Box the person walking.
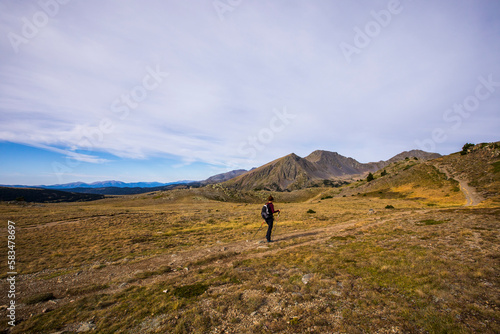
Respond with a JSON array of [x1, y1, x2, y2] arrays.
[[264, 195, 280, 243]]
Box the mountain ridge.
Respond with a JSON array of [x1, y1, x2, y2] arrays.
[[224, 149, 441, 191], [1, 149, 442, 196]]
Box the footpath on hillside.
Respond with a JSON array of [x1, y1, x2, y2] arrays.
[[430, 162, 483, 206]]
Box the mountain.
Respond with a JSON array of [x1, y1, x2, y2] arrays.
[[386, 150, 442, 164], [304, 150, 386, 176], [202, 169, 248, 184], [224, 149, 440, 191]]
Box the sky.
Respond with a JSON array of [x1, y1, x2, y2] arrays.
[[1, 0, 499, 185]]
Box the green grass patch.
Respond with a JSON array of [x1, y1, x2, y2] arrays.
[[22, 292, 56, 305], [491, 160, 500, 174], [330, 235, 356, 241], [192, 252, 239, 266], [416, 219, 448, 226], [67, 284, 109, 296], [173, 282, 210, 298]]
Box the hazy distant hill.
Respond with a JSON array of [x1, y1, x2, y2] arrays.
[[225, 149, 440, 191], [0, 187, 105, 203], [60, 182, 203, 195], [0, 180, 199, 196], [202, 169, 249, 184], [39, 180, 191, 189]]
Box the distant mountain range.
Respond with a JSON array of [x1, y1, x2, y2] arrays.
[[1, 180, 194, 190], [1, 148, 441, 199], [224, 149, 441, 191]]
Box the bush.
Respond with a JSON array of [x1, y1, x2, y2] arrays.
[[367, 173, 374, 182], [385, 205, 395, 209], [461, 143, 474, 155], [307, 209, 316, 214]]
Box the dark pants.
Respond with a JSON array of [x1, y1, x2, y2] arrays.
[[265, 217, 274, 242]]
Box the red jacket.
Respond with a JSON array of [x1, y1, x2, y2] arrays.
[[267, 202, 278, 215]]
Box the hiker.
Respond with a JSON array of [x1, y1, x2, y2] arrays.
[[264, 195, 280, 242]]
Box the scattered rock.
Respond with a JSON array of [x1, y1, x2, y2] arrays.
[[329, 290, 342, 297], [76, 320, 96, 332], [302, 274, 313, 285]]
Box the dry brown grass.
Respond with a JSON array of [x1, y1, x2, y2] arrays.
[[0, 188, 498, 333]]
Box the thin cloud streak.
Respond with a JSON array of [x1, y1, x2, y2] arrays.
[[0, 0, 499, 180]]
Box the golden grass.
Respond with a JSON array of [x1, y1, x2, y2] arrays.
[[0, 190, 498, 333]]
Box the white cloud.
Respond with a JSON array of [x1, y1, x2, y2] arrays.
[[1, 0, 499, 173]]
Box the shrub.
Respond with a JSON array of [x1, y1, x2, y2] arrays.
[[385, 205, 395, 209], [307, 209, 316, 214], [461, 143, 474, 155], [367, 173, 374, 182]]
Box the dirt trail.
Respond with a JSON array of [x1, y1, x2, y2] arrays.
[[430, 163, 483, 206]]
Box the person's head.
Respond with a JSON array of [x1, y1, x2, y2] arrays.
[[267, 195, 274, 202]]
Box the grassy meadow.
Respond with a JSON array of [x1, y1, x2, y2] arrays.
[[0, 170, 499, 333]]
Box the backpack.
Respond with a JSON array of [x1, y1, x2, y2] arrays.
[[261, 203, 270, 219]]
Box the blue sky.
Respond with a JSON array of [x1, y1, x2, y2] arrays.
[[1, 0, 499, 185]]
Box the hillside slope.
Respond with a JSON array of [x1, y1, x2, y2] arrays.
[[330, 141, 500, 207], [430, 142, 500, 205], [335, 158, 465, 206], [0, 187, 105, 203]]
